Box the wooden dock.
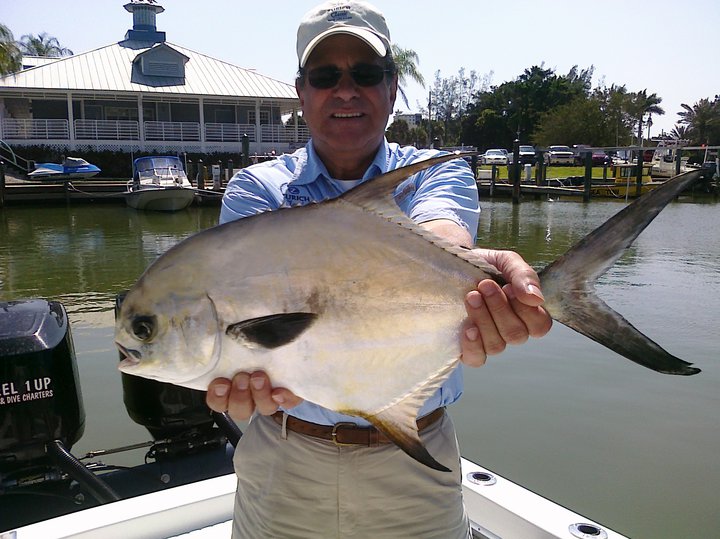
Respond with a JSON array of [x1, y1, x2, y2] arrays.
[[477, 181, 584, 198], [0, 176, 224, 206]]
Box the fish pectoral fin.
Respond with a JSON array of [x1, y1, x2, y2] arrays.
[[225, 312, 318, 349]]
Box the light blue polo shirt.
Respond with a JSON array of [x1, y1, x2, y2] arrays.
[[220, 138, 480, 426]]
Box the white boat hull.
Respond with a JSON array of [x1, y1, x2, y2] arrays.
[[125, 186, 196, 212], [8, 458, 627, 539]]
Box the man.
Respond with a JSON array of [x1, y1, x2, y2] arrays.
[[207, 2, 551, 537]]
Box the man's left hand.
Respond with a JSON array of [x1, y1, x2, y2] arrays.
[[460, 248, 552, 366]]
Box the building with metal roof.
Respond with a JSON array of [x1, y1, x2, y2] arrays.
[[0, 0, 308, 157]]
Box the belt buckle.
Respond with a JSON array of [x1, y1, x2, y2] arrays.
[[331, 422, 358, 447]]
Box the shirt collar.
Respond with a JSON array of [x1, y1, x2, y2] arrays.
[[291, 139, 390, 186]]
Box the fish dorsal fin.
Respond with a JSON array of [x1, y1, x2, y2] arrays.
[[340, 151, 503, 281], [226, 312, 318, 349], [341, 151, 476, 215]]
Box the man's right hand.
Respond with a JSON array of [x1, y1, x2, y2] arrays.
[[206, 371, 303, 421]]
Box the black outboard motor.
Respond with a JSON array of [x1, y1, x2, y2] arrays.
[[0, 299, 85, 473], [114, 293, 226, 447]]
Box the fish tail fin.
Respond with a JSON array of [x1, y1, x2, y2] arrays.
[[360, 359, 459, 472], [539, 170, 703, 376]]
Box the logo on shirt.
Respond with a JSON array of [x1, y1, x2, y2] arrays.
[[283, 185, 312, 206]]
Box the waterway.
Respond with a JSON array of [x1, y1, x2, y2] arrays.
[[1, 197, 718, 538]]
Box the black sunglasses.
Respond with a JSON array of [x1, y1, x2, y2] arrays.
[[306, 63, 392, 89]]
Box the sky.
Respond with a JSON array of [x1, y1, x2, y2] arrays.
[[3, 0, 719, 139]]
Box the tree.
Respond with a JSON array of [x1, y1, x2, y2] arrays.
[[391, 44, 424, 111], [677, 98, 720, 145], [0, 23, 22, 75], [534, 97, 615, 147], [19, 32, 73, 57], [426, 68, 490, 146], [627, 89, 664, 145], [460, 65, 592, 149]]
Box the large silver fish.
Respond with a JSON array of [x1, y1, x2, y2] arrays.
[[115, 154, 701, 472]]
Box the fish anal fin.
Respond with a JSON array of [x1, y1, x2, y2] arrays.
[[352, 358, 459, 472], [226, 312, 318, 349]]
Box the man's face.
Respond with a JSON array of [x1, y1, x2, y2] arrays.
[[297, 34, 397, 165]]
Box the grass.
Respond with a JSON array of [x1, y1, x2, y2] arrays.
[[477, 164, 612, 181]]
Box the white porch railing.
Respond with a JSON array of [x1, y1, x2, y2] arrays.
[[145, 121, 201, 142], [75, 119, 139, 140], [261, 124, 310, 143], [1, 118, 310, 145], [205, 123, 256, 142], [2, 118, 69, 139]]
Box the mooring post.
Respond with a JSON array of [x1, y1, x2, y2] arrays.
[[196, 159, 204, 190], [675, 148, 682, 176], [0, 161, 5, 208], [227, 158, 234, 184], [241, 134, 250, 168], [583, 151, 592, 202], [511, 140, 521, 204], [490, 165, 497, 197], [636, 150, 644, 198]]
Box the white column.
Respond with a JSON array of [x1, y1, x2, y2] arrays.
[[199, 97, 205, 152], [137, 94, 145, 151], [66, 92, 75, 150], [255, 101, 261, 144]]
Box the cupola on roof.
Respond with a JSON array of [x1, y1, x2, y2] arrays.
[[123, 0, 166, 44]]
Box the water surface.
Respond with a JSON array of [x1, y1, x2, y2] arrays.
[[1, 197, 718, 538]]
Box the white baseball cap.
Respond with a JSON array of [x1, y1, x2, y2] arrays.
[[297, 1, 392, 68]]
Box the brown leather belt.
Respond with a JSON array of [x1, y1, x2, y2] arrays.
[[271, 407, 445, 447]]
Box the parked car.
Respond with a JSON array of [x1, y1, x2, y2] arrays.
[[573, 145, 610, 166], [481, 149, 509, 166], [546, 145, 574, 165], [518, 145, 537, 165]]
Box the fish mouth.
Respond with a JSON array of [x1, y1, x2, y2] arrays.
[[116, 342, 142, 371]]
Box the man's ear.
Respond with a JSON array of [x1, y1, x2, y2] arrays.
[[388, 75, 398, 111], [295, 79, 305, 109]]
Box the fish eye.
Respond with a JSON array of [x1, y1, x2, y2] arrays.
[[131, 315, 157, 342]]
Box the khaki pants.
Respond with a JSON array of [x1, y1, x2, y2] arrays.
[[231, 411, 470, 539]]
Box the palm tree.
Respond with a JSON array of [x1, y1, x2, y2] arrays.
[[0, 23, 22, 75], [630, 89, 664, 145], [19, 32, 73, 57], [391, 44, 424, 110], [677, 98, 719, 145], [670, 124, 691, 142]]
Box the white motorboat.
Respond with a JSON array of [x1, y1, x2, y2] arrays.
[[125, 156, 197, 211]]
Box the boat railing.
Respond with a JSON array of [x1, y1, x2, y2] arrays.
[[0, 139, 33, 173]]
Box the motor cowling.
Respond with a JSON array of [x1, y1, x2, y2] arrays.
[[0, 299, 85, 471], [115, 293, 215, 440]]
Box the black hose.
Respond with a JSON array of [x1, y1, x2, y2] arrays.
[[46, 439, 121, 504], [211, 411, 243, 448]]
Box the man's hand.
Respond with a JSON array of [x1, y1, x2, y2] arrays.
[[206, 371, 302, 420], [461, 248, 552, 366]]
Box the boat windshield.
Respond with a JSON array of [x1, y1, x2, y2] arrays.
[[135, 158, 183, 173]]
